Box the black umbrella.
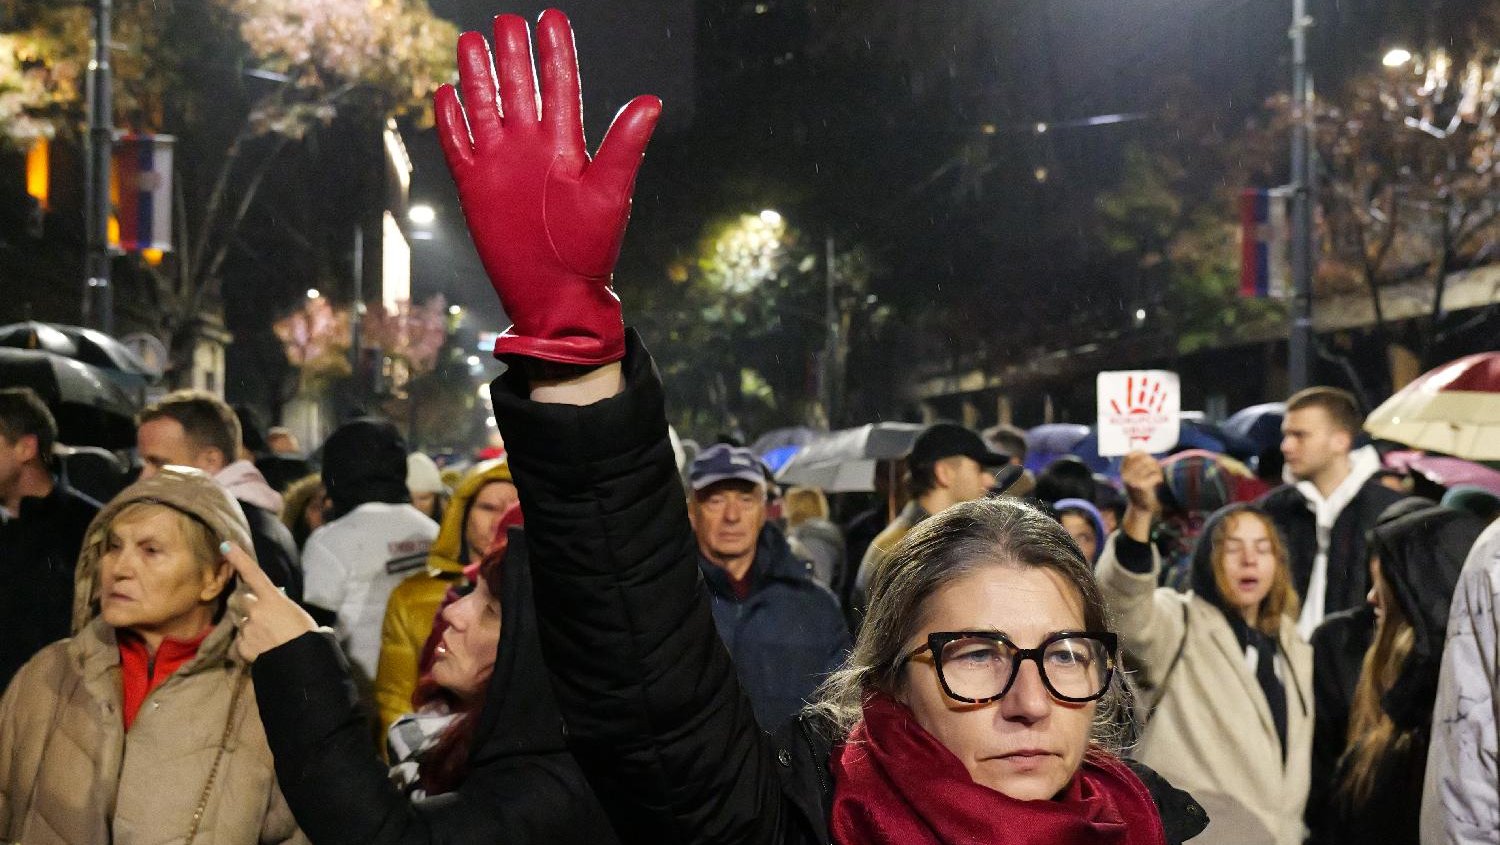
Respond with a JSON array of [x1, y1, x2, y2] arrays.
[[0, 348, 139, 449], [0, 321, 160, 380], [0, 321, 80, 358]]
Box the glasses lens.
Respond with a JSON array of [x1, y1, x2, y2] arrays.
[[936, 635, 1112, 702], [1040, 636, 1112, 700], [938, 636, 1014, 701]]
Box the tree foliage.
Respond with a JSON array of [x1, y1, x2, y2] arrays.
[[1, 0, 457, 387], [1233, 7, 1500, 389]]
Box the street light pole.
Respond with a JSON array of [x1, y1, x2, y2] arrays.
[[1288, 0, 1315, 392], [83, 0, 114, 333]]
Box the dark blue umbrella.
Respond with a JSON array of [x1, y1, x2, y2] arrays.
[[1024, 423, 1092, 474], [1222, 402, 1285, 459]]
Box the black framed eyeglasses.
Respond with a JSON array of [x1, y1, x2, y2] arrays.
[[902, 631, 1118, 705]]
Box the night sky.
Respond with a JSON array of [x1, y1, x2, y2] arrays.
[[405, 0, 1428, 335]]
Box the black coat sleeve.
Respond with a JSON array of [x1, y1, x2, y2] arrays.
[[490, 332, 797, 844], [252, 631, 609, 845]]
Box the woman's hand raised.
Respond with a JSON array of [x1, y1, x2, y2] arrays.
[[1119, 451, 1165, 543], [223, 541, 317, 663], [435, 9, 661, 367]]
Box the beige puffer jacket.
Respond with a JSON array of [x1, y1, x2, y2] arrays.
[[0, 467, 308, 845]]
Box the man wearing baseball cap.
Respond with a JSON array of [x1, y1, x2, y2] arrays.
[[687, 444, 850, 731], [853, 422, 1010, 613]]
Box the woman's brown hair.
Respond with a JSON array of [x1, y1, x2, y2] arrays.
[[1208, 509, 1299, 635], [809, 496, 1127, 748], [1340, 573, 1414, 806]]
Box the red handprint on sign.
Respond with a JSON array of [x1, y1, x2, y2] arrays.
[[1109, 374, 1170, 445]]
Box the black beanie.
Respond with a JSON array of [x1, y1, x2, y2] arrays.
[[321, 417, 410, 519]]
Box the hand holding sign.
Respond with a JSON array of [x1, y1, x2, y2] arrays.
[[223, 541, 317, 662], [1119, 451, 1165, 542]]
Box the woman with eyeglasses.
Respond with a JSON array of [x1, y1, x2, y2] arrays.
[[430, 10, 1206, 844], [1097, 452, 1312, 845]]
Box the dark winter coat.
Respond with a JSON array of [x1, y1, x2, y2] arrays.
[[699, 524, 849, 731], [242, 500, 305, 603], [0, 482, 99, 693], [1318, 503, 1486, 845], [490, 331, 1207, 845], [1305, 604, 1375, 833], [251, 528, 620, 845], [1259, 479, 1405, 616]]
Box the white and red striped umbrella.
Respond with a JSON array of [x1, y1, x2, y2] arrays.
[[1365, 352, 1500, 461]]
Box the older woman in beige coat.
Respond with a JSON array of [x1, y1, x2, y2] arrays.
[[1098, 452, 1312, 845], [0, 467, 307, 845]]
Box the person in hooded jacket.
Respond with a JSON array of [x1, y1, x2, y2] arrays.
[[1055, 497, 1107, 564], [1096, 451, 1311, 845], [1303, 497, 1434, 836], [136, 391, 304, 603], [1314, 502, 1485, 845], [375, 458, 518, 740], [224, 506, 619, 845], [0, 467, 306, 844], [421, 12, 1208, 845], [302, 418, 439, 685]]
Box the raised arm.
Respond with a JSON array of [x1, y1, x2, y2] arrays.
[[437, 11, 797, 841], [1095, 452, 1189, 679]]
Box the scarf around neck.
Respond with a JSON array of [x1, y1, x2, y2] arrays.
[[831, 693, 1167, 845]]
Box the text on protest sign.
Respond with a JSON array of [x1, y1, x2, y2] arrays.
[[1096, 371, 1181, 457]]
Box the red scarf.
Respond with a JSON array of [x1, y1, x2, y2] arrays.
[[831, 694, 1167, 845], [118, 626, 213, 730]]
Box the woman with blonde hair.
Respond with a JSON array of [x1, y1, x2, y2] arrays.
[[783, 485, 846, 593], [1314, 501, 1483, 845], [1097, 452, 1311, 845], [0, 467, 306, 844]]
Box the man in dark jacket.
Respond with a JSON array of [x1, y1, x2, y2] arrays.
[[1258, 386, 1404, 639], [135, 390, 303, 601], [0, 388, 100, 692], [688, 444, 850, 730]]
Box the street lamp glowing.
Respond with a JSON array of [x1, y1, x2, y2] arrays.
[[1382, 48, 1413, 68], [448, 304, 462, 316], [408, 204, 436, 225], [306, 288, 321, 299], [758, 209, 783, 226]]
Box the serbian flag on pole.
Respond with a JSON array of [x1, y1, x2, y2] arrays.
[[111, 134, 175, 254], [1239, 188, 1288, 298]]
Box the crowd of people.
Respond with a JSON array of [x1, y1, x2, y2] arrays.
[[1, 10, 1498, 845]]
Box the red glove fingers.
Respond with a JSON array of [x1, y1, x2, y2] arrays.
[[435, 9, 661, 366]]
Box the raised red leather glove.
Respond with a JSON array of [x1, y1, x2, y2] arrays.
[[435, 10, 661, 365]]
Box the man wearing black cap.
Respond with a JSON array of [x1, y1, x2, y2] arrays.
[[852, 422, 1009, 612], [687, 444, 850, 731]]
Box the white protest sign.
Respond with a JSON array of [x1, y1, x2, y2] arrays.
[[1096, 371, 1181, 457]]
